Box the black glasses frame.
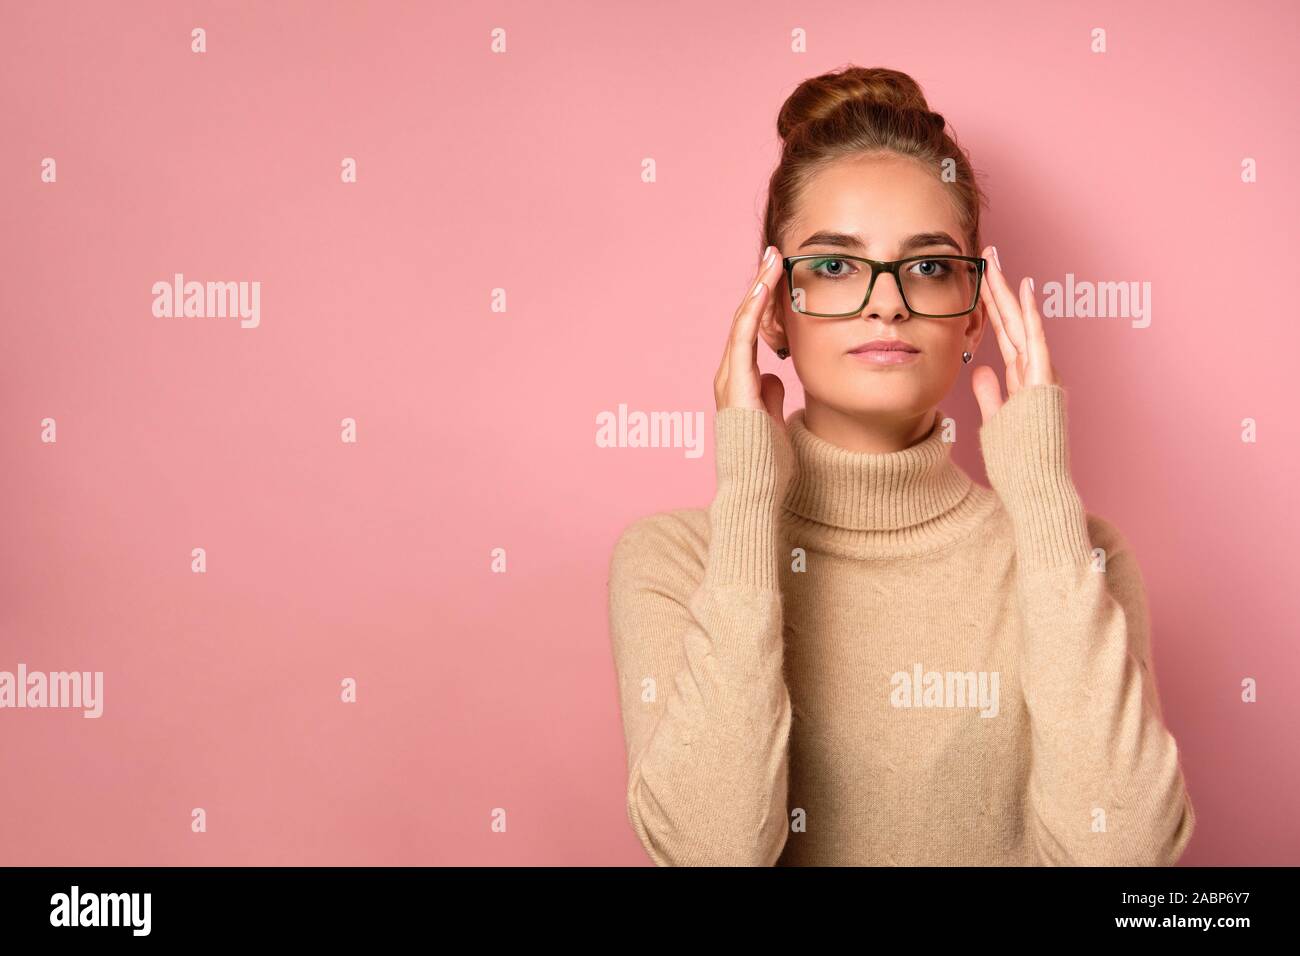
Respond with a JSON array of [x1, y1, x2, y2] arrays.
[[781, 254, 987, 318]]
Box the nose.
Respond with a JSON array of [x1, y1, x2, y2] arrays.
[[860, 271, 909, 322]]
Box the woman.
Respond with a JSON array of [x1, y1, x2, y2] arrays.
[[607, 65, 1195, 866]]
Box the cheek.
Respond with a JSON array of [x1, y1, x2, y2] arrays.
[[785, 316, 847, 354], [912, 327, 967, 368]]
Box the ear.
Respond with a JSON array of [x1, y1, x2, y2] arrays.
[[964, 299, 987, 355]]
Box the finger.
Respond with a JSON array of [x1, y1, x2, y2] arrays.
[[1019, 278, 1053, 385], [754, 271, 782, 357], [757, 273, 786, 358], [969, 364, 1004, 425], [979, 278, 1019, 372], [718, 253, 775, 401], [732, 270, 768, 363], [979, 283, 1022, 395], [729, 247, 779, 345], [728, 268, 777, 393], [983, 246, 1028, 353], [730, 246, 781, 336], [730, 248, 781, 377], [979, 251, 1031, 394]]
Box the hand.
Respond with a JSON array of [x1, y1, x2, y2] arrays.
[[970, 245, 1062, 425], [713, 244, 789, 434]]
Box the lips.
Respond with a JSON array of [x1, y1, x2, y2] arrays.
[[848, 339, 922, 367], [849, 339, 919, 354]]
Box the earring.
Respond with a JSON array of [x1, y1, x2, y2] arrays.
[[962, 351, 972, 364], [777, 347, 790, 360]]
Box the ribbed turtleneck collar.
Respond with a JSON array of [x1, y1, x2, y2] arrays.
[[780, 406, 998, 559]]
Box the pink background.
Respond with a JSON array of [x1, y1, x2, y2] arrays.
[[2, 0, 1296, 865]]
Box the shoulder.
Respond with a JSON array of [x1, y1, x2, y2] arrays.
[[607, 509, 710, 659], [608, 507, 709, 595], [1084, 512, 1157, 666], [1083, 512, 1150, 620]]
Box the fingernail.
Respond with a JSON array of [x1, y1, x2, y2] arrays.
[[991, 246, 1003, 271], [1027, 276, 1034, 294], [751, 278, 765, 298], [762, 246, 776, 267]]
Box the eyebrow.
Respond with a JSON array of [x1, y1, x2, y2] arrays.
[[796, 230, 964, 254]]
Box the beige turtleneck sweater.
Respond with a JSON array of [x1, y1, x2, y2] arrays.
[[607, 383, 1196, 866]]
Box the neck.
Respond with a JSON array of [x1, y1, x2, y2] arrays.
[[781, 405, 998, 558]]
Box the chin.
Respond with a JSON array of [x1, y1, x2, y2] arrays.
[[830, 377, 935, 414]]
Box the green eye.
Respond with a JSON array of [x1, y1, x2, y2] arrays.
[[809, 258, 858, 278]]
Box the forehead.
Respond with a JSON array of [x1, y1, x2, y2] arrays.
[[787, 153, 963, 250]]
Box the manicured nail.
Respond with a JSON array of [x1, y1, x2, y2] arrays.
[[991, 246, 1003, 271], [751, 278, 765, 298], [762, 246, 776, 267], [1027, 276, 1035, 294]]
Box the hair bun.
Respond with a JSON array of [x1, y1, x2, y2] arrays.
[[762, 65, 983, 276], [777, 65, 935, 142]]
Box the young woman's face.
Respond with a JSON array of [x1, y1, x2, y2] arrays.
[[770, 152, 986, 419]]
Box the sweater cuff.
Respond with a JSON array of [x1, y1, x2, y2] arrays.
[[704, 407, 792, 591], [978, 383, 1094, 572]]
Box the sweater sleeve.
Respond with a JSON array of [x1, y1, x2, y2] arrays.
[[607, 406, 795, 866], [978, 383, 1196, 866]]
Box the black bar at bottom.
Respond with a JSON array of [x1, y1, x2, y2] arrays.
[[0, 865, 1288, 942]]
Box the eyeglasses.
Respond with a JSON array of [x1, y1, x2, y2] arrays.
[[781, 254, 986, 318]]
